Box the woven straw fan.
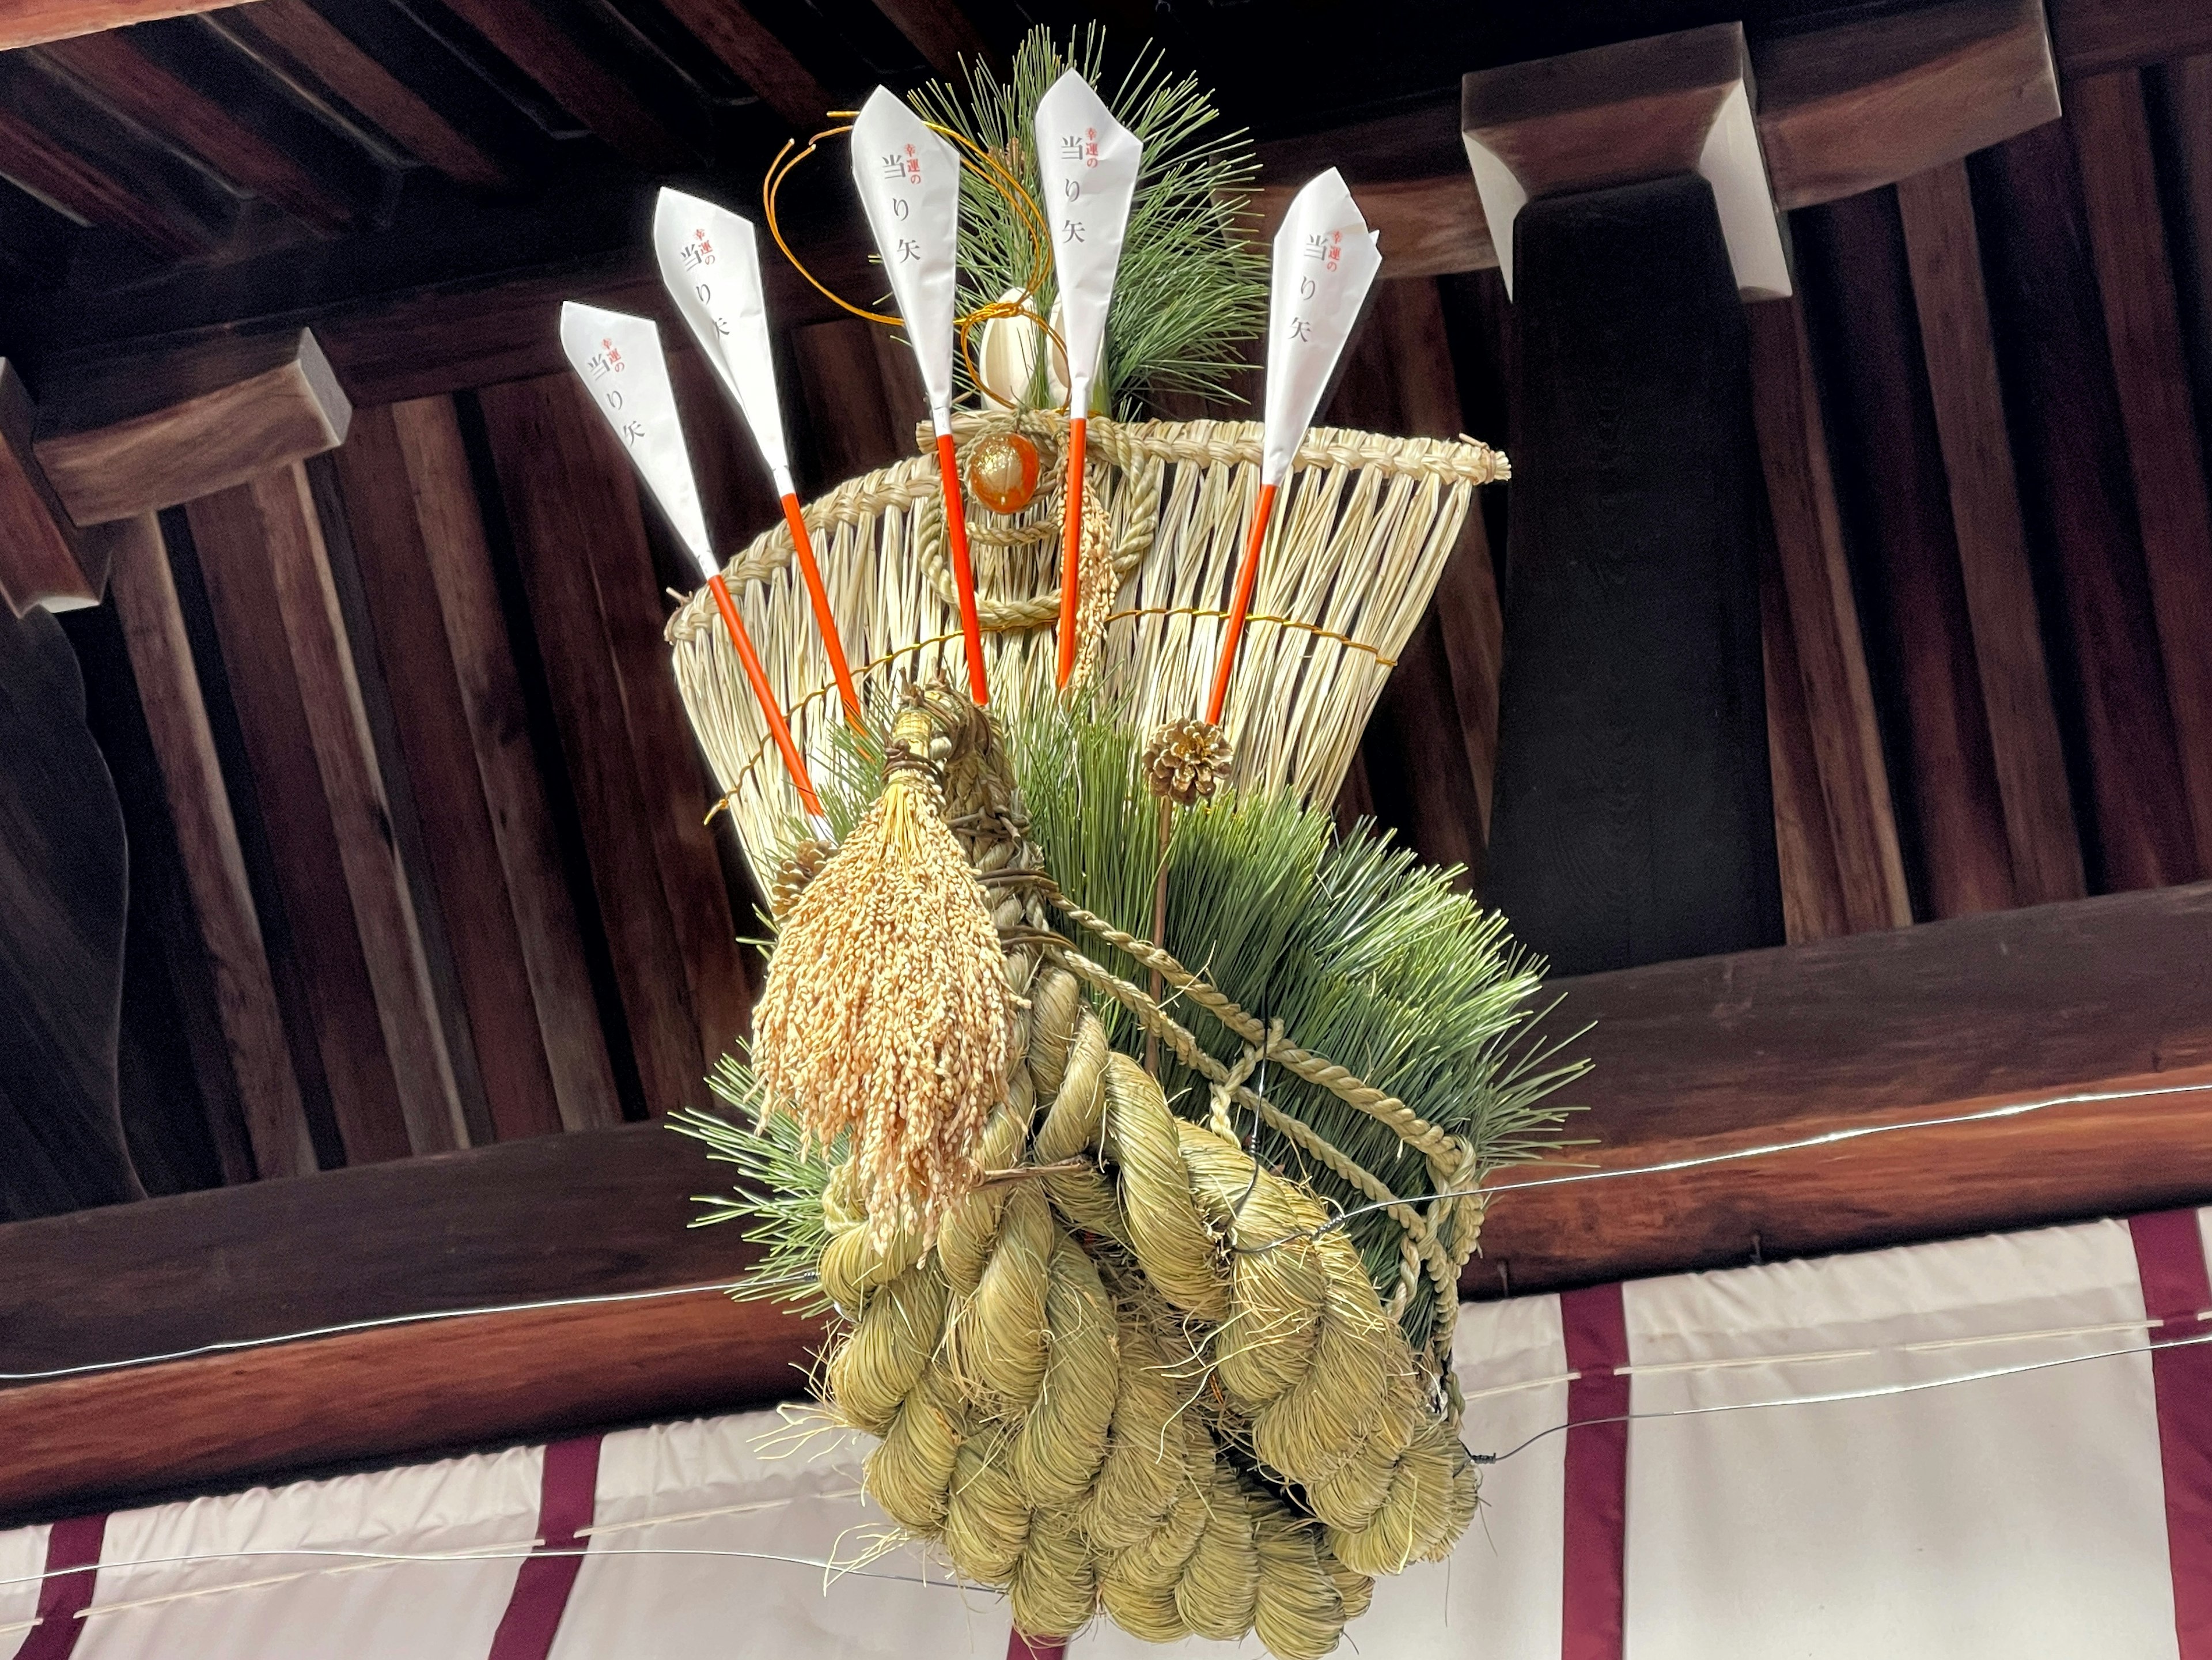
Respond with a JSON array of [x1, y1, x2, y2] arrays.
[[665, 414, 1506, 883]]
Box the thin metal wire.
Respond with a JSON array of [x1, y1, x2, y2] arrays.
[[0, 1282, 738, 1385], [0, 1543, 967, 1595], [1243, 1078, 2212, 1254], [1467, 1328, 2212, 1466]]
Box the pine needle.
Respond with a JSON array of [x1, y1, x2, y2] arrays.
[[908, 26, 1267, 415]]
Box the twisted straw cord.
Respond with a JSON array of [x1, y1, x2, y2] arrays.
[[1046, 893, 1464, 1177], [923, 415, 1510, 488], [1043, 938, 1456, 1313], [911, 453, 1165, 631]]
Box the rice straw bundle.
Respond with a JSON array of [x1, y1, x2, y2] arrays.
[[750, 699, 1017, 1242], [665, 414, 1505, 887]]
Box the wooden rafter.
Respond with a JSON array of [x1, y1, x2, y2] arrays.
[[37, 28, 364, 233], [215, 0, 510, 191], [434, 0, 691, 171], [655, 0, 832, 130]]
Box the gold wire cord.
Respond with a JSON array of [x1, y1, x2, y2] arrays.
[[702, 610, 1402, 825], [762, 111, 1071, 411]]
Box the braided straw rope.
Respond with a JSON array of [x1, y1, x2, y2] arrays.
[[666, 415, 1505, 888], [792, 686, 1482, 1658]]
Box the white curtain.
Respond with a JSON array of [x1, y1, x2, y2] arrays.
[[3, 1207, 2203, 1659]]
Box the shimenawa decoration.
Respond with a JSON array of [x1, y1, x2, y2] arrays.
[[565, 28, 1582, 1659]]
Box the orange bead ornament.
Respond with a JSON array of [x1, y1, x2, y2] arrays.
[[965, 431, 1040, 514]]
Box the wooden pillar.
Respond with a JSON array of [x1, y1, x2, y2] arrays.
[[1483, 175, 1783, 972]]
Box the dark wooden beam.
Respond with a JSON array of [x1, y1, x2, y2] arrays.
[[0, 360, 100, 616], [1799, 187, 2018, 918], [1476, 879, 2212, 1292], [433, 0, 691, 170], [5, 879, 2212, 1515], [34, 328, 352, 526], [183, 463, 465, 1164], [0, 1, 233, 50], [656, 0, 832, 130], [0, 53, 234, 257], [1972, 119, 2200, 890], [1743, 297, 1913, 936], [37, 29, 366, 234], [1753, 0, 2058, 211], [329, 400, 621, 1140], [0, 1121, 801, 1518], [2048, 0, 2212, 78], [217, 0, 510, 191], [865, 0, 999, 82], [478, 375, 737, 1116], [1895, 158, 2086, 907], [2069, 69, 2212, 874]]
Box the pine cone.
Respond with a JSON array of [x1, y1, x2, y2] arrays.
[[770, 835, 834, 917], [1141, 719, 1233, 806]]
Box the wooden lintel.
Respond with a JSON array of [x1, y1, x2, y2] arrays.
[[33, 328, 352, 527], [5, 882, 2211, 1517], [1752, 0, 2059, 211]]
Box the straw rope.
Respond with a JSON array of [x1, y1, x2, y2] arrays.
[[665, 415, 1504, 889], [791, 685, 1482, 1656]]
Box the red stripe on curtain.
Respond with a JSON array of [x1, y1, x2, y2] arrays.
[[1006, 1632, 1065, 1658], [17, 1514, 105, 1660], [2132, 1210, 2212, 1659], [487, 1435, 603, 1660], [1559, 1283, 1631, 1660]]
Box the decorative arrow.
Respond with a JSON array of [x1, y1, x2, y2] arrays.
[[1205, 169, 1382, 726], [653, 187, 862, 729], [850, 85, 989, 706], [1033, 69, 1142, 690], [558, 300, 824, 818]]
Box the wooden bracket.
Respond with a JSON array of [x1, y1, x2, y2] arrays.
[[33, 327, 352, 527], [1463, 22, 1791, 299]]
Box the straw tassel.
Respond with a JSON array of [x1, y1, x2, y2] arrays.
[[751, 695, 1016, 1243]]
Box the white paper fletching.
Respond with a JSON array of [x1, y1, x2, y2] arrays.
[[1263, 169, 1382, 485], [849, 86, 961, 422], [652, 188, 791, 489], [1033, 70, 1142, 413], [558, 301, 716, 580]]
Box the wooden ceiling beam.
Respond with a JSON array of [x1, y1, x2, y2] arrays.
[[3, 879, 2210, 1515], [655, 0, 832, 130], [866, 0, 1001, 81], [215, 0, 510, 192], [434, 0, 691, 170], [1754, 0, 2059, 211], [0, 1, 231, 51], [0, 54, 233, 256], [37, 29, 367, 235], [34, 327, 352, 525], [2047, 0, 2212, 78]]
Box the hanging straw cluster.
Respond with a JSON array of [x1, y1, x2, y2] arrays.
[[677, 691, 1578, 1658], [751, 695, 1017, 1243]]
